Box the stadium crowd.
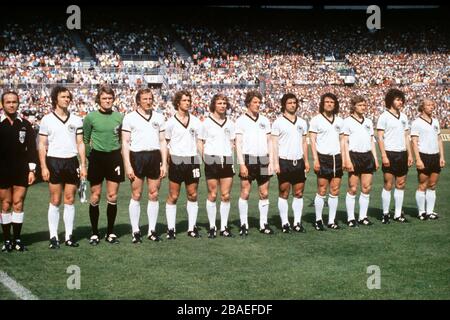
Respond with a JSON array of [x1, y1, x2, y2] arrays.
[[1, 21, 448, 129]]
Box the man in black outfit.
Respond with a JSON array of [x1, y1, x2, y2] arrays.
[[0, 91, 38, 252]]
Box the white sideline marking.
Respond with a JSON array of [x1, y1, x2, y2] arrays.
[[0, 270, 39, 300]]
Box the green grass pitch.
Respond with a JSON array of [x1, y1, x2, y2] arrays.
[[1, 144, 449, 300]]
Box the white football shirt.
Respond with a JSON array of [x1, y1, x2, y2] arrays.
[[39, 112, 83, 158], [376, 110, 409, 152], [309, 113, 344, 156], [122, 110, 165, 152], [343, 116, 374, 153], [198, 116, 235, 157], [272, 115, 308, 160], [235, 113, 271, 156], [165, 113, 201, 157], [410, 117, 440, 154]]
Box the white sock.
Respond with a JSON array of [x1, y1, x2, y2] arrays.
[[345, 193, 356, 222], [206, 199, 217, 229], [238, 197, 249, 227], [165, 203, 177, 231], [63, 204, 75, 241], [259, 199, 269, 229], [292, 197, 303, 225], [1, 212, 12, 224], [426, 189, 436, 214], [48, 204, 60, 240], [393, 189, 404, 218], [328, 194, 339, 225], [147, 201, 159, 235], [381, 188, 391, 214], [278, 197, 289, 226], [220, 201, 230, 231], [129, 199, 141, 233], [11, 212, 24, 224], [415, 190, 426, 214], [359, 193, 370, 220], [314, 194, 325, 221], [187, 201, 198, 231]]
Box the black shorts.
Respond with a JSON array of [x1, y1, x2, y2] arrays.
[[204, 155, 235, 180], [382, 151, 408, 177], [0, 162, 29, 189], [131, 150, 162, 180], [239, 155, 272, 186], [418, 153, 441, 175], [169, 155, 201, 185], [88, 149, 125, 185], [277, 158, 306, 185], [316, 153, 343, 180], [349, 151, 376, 176], [46, 156, 80, 185]]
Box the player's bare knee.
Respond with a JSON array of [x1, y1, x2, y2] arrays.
[[147, 190, 159, 202], [427, 183, 436, 190], [131, 191, 142, 201], [395, 181, 406, 190], [208, 193, 217, 202], [187, 192, 197, 202], [12, 201, 23, 213], [293, 190, 303, 198], [221, 193, 231, 202], [167, 193, 178, 204], [240, 191, 250, 200], [2, 200, 12, 212], [347, 186, 357, 196], [63, 196, 75, 205], [279, 191, 289, 199], [361, 185, 372, 194], [107, 194, 118, 203], [330, 187, 340, 197], [259, 191, 269, 200]]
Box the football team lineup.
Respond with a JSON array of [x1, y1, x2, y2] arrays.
[[0, 85, 446, 252]]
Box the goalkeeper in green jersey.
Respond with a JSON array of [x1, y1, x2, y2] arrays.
[[83, 85, 124, 245]]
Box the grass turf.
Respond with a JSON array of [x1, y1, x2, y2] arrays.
[[0, 144, 449, 299]]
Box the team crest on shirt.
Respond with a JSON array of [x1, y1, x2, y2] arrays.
[[189, 128, 196, 136], [364, 124, 371, 132], [114, 125, 121, 135], [401, 120, 407, 128], [68, 124, 76, 133], [152, 121, 160, 129], [259, 123, 266, 130], [18, 130, 26, 144], [334, 124, 341, 132], [433, 125, 439, 132], [296, 125, 303, 133], [224, 128, 231, 136]]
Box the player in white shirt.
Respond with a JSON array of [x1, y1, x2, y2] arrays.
[[272, 93, 310, 233], [411, 99, 446, 220], [165, 90, 202, 239], [236, 91, 274, 236], [38, 86, 87, 249], [198, 94, 235, 238], [309, 93, 345, 231], [122, 89, 167, 243], [377, 89, 413, 224], [342, 96, 379, 227]]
